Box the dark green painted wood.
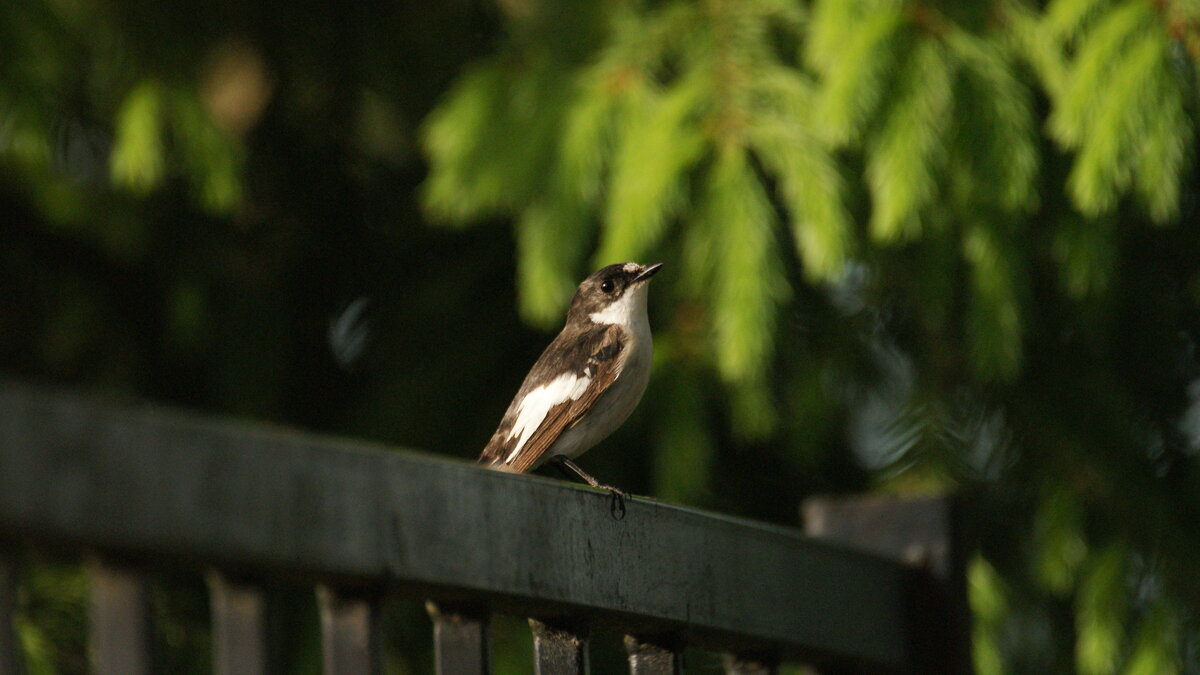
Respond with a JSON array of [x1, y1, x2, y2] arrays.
[[0, 554, 21, 675], [624, 636, 680, 675], [0, 382, 912, 666], [530, 619, 587, 675], [208, 571, 269, 675], [427, 602, 490, 675], [803, 495, 972, 674], [86, 559, 152, 675], [317, 587, 379, 675]]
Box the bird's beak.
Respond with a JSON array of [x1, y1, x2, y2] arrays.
[[633, 262, 664, 283]]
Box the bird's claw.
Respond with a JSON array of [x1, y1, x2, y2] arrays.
[[602, 485, 627, 520]]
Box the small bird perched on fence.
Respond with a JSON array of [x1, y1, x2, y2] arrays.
[[478, 262, 663, 518]]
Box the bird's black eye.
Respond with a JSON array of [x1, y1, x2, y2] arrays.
[[600, 279, 615, 293]]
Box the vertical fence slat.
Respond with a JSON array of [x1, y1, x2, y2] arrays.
[[426, 602, 489, 675], [624, 636, 680, 675], [529, 619, 587, 675], [317, 586, 379, 675], [722, 655, 777, 675], [208, 571, 268, 675], [87, 558, 152, 675], [0, 554, 21, 675]]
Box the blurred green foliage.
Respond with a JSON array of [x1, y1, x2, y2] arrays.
[[4, 0, 1200, 671]]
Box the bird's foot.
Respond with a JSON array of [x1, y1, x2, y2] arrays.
[[599, 484, 627, 520], [550, 456, 627, 520]]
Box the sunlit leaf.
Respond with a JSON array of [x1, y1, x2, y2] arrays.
[[515, 195, 592, 327], [947, 30, 1038, 213], [1034, 484, 1088, 593], [595, 74, 706, 263], [969, 556, 1009, 675], [1043, 0, 1114, 41], [110, 81, 165, 193], [867, 37, 952, 241], [421, 61, 509, 222], [170, 87, 243, 213], [693, 148, 788, 427], [1075, 544, 1126, 675], [1133, 61, 1191, 223], [811, 7, 906, 146], [1005, 1, 1068, 96], [1126, 607, 1180, 675], [751, 68, 851, 280], [963, 223, 1024, 380], [422, 59, 572, 224], [1065, 31, 1162, 217], [1048, 1, 1151, 145], [558, 69, 622, 205]]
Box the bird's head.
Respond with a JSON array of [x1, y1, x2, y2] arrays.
[[568, 262, 663, 326]]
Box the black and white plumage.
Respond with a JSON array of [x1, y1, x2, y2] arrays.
[[479, 262, 662, 494]]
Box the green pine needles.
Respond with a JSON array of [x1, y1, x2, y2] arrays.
[[420, 0, 1197, 412], [109, 82, 244, 214]]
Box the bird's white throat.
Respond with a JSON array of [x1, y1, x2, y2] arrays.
[[589, 284, 649, 327]]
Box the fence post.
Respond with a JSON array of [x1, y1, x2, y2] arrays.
[[427, 602, 489, 675], [317, 586, 379, 675], [208, 571, 269, 675], [803, 494, 971, 674], [0, 553, 21, 675], [625, 635, 681, 675], [529, 619, 588, 675], [87, 558, 153, 675]]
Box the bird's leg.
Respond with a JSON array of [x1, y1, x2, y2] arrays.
[[552, 456, 625, 495], [552, 456, 627, 520]]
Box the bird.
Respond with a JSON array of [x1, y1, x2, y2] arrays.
[[478, 261, 663, 517]]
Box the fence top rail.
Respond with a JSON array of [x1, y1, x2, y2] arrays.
[[0, 381, 914, 668]]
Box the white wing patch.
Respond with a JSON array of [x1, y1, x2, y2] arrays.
[[505, 372, 592, 463]]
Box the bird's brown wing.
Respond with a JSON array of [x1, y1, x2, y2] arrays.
[[478, 324, 625, 472]]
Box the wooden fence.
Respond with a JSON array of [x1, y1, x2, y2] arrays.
[[0, 382, 970, 673]]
